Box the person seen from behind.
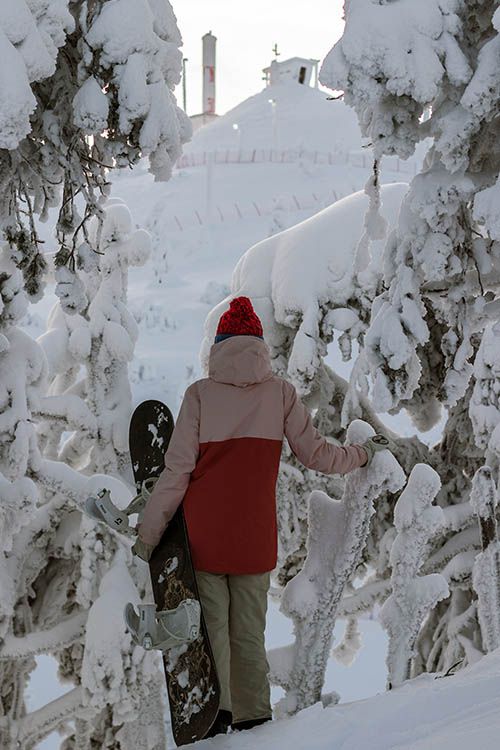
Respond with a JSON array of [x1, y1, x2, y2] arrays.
[[133, 296, 391, 737]]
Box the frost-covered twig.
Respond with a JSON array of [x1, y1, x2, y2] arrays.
[[269, 420, 405, 714], [380, 465, 449, 688]]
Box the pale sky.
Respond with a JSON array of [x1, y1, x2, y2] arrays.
[[173, 0, 345, 116]]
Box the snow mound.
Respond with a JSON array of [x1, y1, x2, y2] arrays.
[[185, 80, 364, 155], [202, 182, 409, 381]]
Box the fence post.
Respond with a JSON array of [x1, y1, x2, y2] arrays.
[[206, 152, 215, 224]]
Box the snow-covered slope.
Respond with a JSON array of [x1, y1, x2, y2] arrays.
[[184, 80, 364, 155], [196, 649, 500, 750]]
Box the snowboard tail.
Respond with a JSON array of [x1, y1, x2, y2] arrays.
[[129, 400, 220, 745]]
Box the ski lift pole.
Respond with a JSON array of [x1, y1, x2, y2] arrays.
[[182, 58, 188, 112]]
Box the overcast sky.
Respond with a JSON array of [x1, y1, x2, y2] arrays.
[[173, 0, 345, 116]]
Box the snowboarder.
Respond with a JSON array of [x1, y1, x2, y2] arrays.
[[132, 296, 389, 736]]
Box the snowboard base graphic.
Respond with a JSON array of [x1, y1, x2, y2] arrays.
[[129, 400, 220, 745]]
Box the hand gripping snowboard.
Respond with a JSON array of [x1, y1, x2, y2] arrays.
[[129, 400, 220, 745]]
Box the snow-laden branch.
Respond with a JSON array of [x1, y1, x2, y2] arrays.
[[34, 393, 97, 435], [380, 465, 449, 688], [338, 577, 392, 618], [269, 420, 405, 714], [0, 611, 87, 660], [15, 687, 84, 750]]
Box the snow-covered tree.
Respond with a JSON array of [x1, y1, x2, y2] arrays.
[[470, 466, 500, 653], [380, 465, 449, 688], [39, 201, 151, 479], [1, 0, 190, 299], [269, 420, 405, 714], [316, 0, 500, 673], [0, 233, 166, 749], [1, 2, 189, 747]]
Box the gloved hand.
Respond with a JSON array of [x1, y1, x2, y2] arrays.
[[132, 537, 156, 562], [362, 434, 396, 465]]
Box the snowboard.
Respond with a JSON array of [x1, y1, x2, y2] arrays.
[[129, 400, 220, 745]]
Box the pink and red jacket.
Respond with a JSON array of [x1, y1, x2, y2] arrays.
[[139, 336, 368, 575]]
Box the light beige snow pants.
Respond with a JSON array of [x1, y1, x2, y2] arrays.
[[195, 571, 272, 723]]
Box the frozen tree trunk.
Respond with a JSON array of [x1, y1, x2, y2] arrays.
[[269, 420, 405, 714], [471, 466, 500, 652], [380, 465, 449, 688]]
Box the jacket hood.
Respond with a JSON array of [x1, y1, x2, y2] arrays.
[[208, 336, 273, 387]]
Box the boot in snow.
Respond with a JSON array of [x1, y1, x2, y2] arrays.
[[204, 710, 233, 738]]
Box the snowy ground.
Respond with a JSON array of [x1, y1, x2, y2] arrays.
[[28, 602, 388, 749], [197, 650, 500, 750]]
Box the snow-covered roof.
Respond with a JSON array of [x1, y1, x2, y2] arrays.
[[262, 56, 319, 73]]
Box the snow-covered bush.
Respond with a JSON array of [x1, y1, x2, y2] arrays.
[[0, 251, 165, 748], [380, 465, 449, 688], [268, 421, 405, 714]]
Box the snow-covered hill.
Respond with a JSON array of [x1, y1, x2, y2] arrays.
[[183, 80, 364, 155]]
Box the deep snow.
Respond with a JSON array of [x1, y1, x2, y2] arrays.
[[195, 649, 500, 750]]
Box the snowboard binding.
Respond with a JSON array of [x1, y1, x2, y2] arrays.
[[84, 478, 158, 538], [124, 599, 201, 651]]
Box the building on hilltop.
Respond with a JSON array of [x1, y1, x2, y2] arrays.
[[262, 57, 320, 88]]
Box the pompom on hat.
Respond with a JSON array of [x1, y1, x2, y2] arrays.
[[215, 296, 263, 342]]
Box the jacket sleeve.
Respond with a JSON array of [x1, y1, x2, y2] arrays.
[[283, 381, 368, 475], [139, 383, 200, 547]]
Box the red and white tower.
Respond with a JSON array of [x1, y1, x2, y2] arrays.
[[202, 31, 217, 115]]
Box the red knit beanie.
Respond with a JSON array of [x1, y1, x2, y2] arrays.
[[216, 296, 263, 338]]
